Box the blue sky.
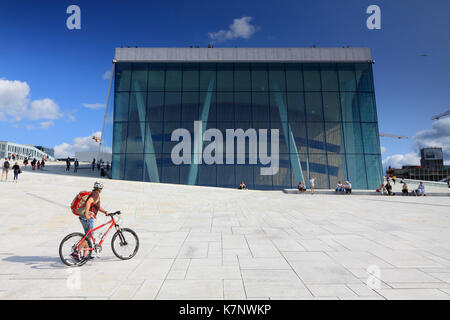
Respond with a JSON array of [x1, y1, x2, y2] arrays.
[[0, 0, 449, 164]]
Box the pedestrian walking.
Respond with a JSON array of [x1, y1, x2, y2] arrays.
[[37, 161, 41, 170], [92, 158, 96, 171], [74, 159, 79, 173], [12, 162, 21, 183], [1, 158, 10, 182], [66, 157, 71, 171]]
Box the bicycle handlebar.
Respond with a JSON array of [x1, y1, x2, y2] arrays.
[[108, 210, 121, 217]]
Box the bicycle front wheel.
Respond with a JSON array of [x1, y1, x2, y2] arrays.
[[59, 232, 92, 267], [111, 228, 139, 260]]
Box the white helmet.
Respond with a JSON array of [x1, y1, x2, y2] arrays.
[[93, 181, 104, 190]]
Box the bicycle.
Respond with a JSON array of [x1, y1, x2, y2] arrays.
[[59, 211, 139, 267]]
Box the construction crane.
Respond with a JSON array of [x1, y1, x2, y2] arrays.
[[432, 110, 450, 120], [92, 136, 101, 143], [379, 133, 408, 139]]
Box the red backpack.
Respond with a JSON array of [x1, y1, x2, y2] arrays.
[[70, 191, 91, 216]]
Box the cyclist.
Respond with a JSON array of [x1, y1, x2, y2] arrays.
[[73, 181, 109, 261]]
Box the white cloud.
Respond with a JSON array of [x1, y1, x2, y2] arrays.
[[382, 152, 420, 169], [39, 120, 54, 129], [380, 146, 387, 155], [82, 103, 105, 110], [29, 98, 62, 120], [208, 16, 260, 42], [102, 71, 112, 80], [0, 78, 62, 122], [413, 117, 450, 161], [54, 131, 102, 158]]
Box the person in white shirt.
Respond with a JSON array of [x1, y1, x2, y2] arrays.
[[336, 180, 344, 193], [344, 181, 352, 195], [309, 177, 316, 194]]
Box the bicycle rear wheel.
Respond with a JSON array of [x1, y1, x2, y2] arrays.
[[59, 232, 92, 267], [111, 228, 139, 260]]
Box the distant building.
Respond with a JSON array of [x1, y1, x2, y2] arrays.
[[35, 146, 55, 158], [74, 151, 112, 163], [387, 147, 449, 182], [0, 141, 55, 161]]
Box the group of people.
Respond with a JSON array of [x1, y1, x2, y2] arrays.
[[378, 180, 426, 196], [24, 158, 45, 170], [1, 158, 21, 183], [335, 180, 353, 194]]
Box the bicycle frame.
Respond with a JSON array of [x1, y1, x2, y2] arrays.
[[76, 216, 119, 251]]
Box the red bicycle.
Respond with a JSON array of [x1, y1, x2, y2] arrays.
[[59, 211, 139, 267]]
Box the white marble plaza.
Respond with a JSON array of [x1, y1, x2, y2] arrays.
[[0, 163, 449, 300]]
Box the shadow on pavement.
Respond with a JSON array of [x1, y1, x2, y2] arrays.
[[3, 255, 65, 269]]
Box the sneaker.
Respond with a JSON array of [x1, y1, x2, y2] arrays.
[[81, 255, 95, 261], [70, 252, 80, 262]]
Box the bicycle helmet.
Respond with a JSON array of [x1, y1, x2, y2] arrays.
[[93, 181, 104, 190]]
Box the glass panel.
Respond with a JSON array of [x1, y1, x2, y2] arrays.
[[164, 92, 182, 122], [327, 154, 347, 189], [235, 163, 254, 189], [161, 154, 180, 184], [124, 154, 144, 181], [253, 165, 273, 190], [217, 166, 235, 188], [269, 63, 286, 92], [307, 154, 329, 188], [365, 154, 383, 189], [343, 122, 363, 154], [270, 91, 286, 122], [355, 63, 374, 92], [285, 64, 303, 91], [165, 64, 182, 91], [200, 91, 216, 124], [200, 63, 216, 91], [126, 122, 145, 153], [198, 164, 217, 187], [234, 63, 251, 91], [359, 93, 377, 122], [163, 122, 184, 154], [251, 63, 268, 92], [325, 122, 344, 153], [115, 63, 131, 91], [307, 122, 326, 153], [303, 64, 321, 91], [112, 154, 125, 180], [320, 64, 338, 91], [128, 92, 147, 122], [113, 123, 127, 154], [217, 92, 234, 122], [345, 154, 368, 189], [305, 92, 323, 122], [217, 63, 233, 91], [273, 153, 291, 189], [287, 93, 306, 122], [146, 92, 164, 122], [144, 122, 163, 154], [234, 92, 251, 122], [361, 123, 380, 154], [271, 122, 289, 154], [182, 63, 199, 91], [322, 92, 341, 122], [114, 92, 129, 122], [182, 91, 200, 122], [148, 64, 165, 91], [130, 64, 148, 91], [290, 122, 308, 154], [252, 92, 270, 122], [340, 92, 360, 122], [338, 63, 356, 91], [144, 154, 162, 182]]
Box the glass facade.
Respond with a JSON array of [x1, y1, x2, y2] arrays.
[[112, 62, 383, 190]]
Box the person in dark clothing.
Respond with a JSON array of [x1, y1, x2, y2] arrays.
[[66, 157, 71, 171], [74, 159, 79, 172], [12, 162, 20, 183], [92, 158, 96, 171], [385, 182, 393, 195], [402, 183, 409, 196]]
